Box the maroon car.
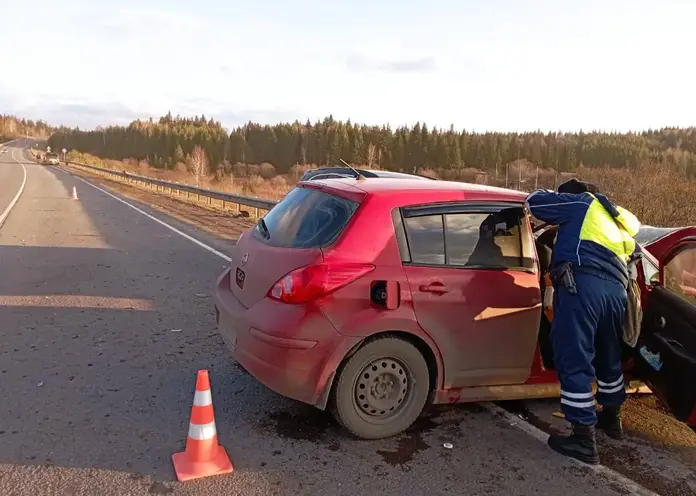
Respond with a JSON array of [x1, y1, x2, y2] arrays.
[[213, 177, 696, 439]]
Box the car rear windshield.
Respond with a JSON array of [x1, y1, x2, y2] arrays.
[[253, 186, 359, 248]]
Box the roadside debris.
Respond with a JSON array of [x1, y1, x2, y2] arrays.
[[169, 329, 182, 333], [443, 443, 453, 449]]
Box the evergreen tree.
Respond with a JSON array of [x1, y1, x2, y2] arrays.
[[42, 112, 696, 179]]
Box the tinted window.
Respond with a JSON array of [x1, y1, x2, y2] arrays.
[[401, 206, 531, 269], [447, 209, 526, 268], [255, 187, 358, 248], [404, 215, 445, 264]]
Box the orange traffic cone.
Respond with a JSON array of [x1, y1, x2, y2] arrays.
[[71, 186, 78, 200], [172, 370, 233, 482]]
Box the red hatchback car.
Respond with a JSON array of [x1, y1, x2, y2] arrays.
[[213, 177, 696, 440]]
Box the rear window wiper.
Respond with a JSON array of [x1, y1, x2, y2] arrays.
[[257, 218, 270, 239]]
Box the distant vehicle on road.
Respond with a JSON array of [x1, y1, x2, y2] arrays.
[[214, 177, 696, 440], [42, 152, 60, 165]]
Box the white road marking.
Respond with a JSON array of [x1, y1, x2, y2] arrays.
[[53, 167, 231, 262], [52, 161, 657, 496], [482, 402, 660, 496], [0, 148, 28, 229]]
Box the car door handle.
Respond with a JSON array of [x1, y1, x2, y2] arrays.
[[419, 283, 450, 294]]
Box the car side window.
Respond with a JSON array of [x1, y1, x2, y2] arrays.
[[641, 255, 659, 286], [446, 211, 529, 268], [403, 215, 445, 265], [663, 245, 696, 305], [400, 204, 534, 270]]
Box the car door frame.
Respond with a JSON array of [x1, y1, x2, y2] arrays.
[[632, 235, 696, 428], [396, 199, 543, 389]]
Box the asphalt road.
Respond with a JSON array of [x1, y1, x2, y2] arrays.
[[0, 142, 673, 495]]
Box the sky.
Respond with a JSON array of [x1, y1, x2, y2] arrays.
[[1, 0, 694, 132]]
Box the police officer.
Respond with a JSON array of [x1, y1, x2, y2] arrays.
[[525, 178, 641, 465]]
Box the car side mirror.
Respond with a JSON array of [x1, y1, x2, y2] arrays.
[[649, 273, 660, 286]]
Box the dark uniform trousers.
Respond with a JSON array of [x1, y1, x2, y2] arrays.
[[551, 270, 628, 425]]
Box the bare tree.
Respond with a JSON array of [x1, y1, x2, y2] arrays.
[[366, 143, 378, 168], [188, 145, 209, 185]]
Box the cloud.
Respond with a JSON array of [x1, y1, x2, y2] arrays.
[[0, 94, 150, 129], [345, 54, 438, 73], [173, 99, 310, 128], [0, 87, 309, 131]]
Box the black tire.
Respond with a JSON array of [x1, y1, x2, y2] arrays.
[[331, 336, 430, 440]]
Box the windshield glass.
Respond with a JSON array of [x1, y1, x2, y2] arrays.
[[253, 186, 359, 248], [634, 226, 681, 247]]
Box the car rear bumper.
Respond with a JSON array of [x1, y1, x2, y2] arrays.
[[213, 267, 351, 407]]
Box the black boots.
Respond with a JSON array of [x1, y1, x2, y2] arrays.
[[549, 408, 623, 465], [548, 424, 600, 465], [597, 406, 624, 440]]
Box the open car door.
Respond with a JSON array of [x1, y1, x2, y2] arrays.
[[633, 235, 696, 428]]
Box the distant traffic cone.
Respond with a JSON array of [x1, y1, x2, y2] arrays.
[[172, 370, 233, 482], [71, 186, 78, 200]]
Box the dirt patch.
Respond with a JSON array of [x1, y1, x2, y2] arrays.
[[495, 399, 562, 435], [147, 481, 173, 494], [622, 395, 696, 468], [262, 407, 340, 443], [622, 396, 696, 449], [504, 396, 696, 494], [600, 443, 696, 496], [59, 164, 256, 242], [255, 403, 467, 469], [375, 414, 440, 468]]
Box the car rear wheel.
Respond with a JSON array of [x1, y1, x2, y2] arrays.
[[331, 336, 430, 440]]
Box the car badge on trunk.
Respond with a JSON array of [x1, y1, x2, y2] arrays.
[[241, 253, 249, 266]]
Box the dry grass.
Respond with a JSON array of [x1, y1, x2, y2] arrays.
[[414, 161, 696, 227], [66, 151, 296, 202], [65, 152, 696, 227]]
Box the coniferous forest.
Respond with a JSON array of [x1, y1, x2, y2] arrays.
[[46, 113, 696, 178], [1, 114, 54, 142]]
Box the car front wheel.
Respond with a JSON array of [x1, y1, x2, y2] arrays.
[[331, 336, 430, 440]]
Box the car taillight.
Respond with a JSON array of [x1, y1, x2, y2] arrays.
[[268, 262, 375, 304]]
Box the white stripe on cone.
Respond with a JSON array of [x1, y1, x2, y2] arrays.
[[193, 389, 212, 407], [188, 421, 217, 440]]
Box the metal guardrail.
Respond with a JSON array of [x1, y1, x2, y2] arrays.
[[62, 160, 279, 216]]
